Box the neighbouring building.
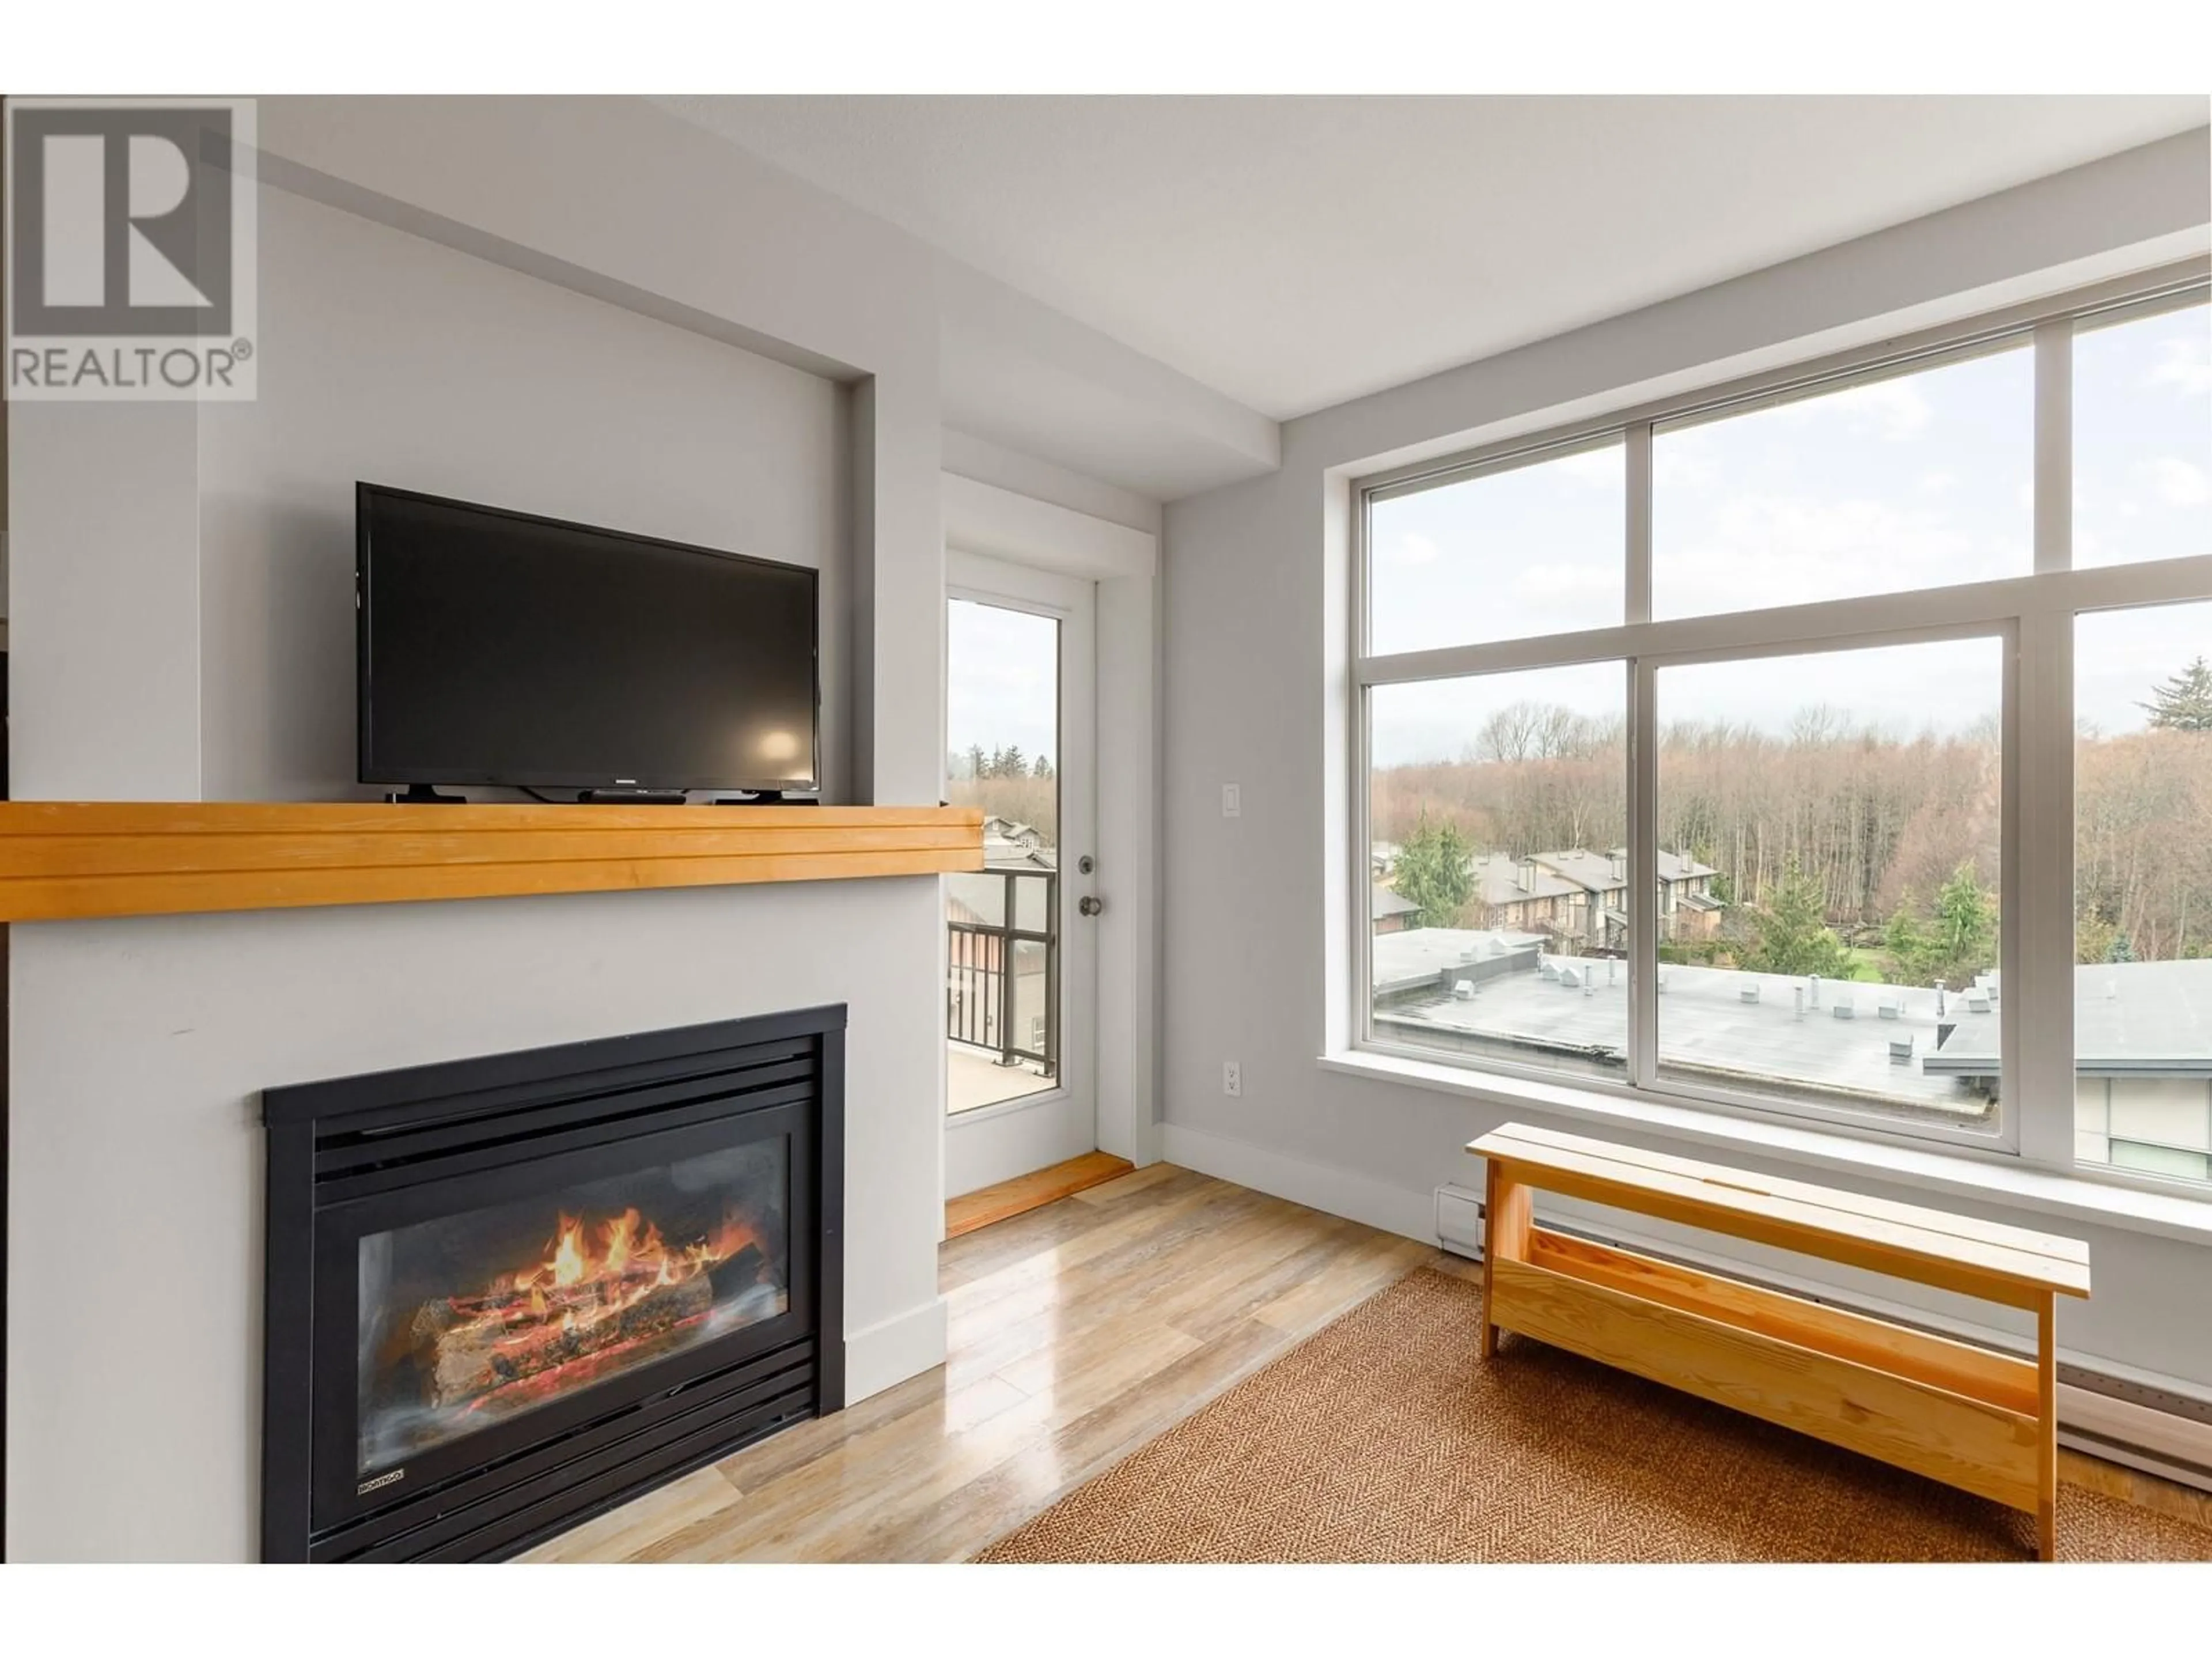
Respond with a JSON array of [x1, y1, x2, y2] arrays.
[[1925, 960, 2212, 1183], [983, 815, 1056, 869], [1464, 846, 1721, 950], [1372, 884, 1422, 935]]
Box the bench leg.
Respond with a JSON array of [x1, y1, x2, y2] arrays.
[[2037, 1292, 2058, 1562], [1479, 1161, 1532, 1360], [1480, 1162, 1499, 1358]]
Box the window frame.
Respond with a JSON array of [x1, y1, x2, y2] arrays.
[[1348, 257, 2212, 1194]]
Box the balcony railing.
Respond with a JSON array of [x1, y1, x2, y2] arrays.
[[946, 868, 1059, 1077]]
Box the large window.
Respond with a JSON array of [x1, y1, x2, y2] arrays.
[[1355, 272, 2212, 1183]]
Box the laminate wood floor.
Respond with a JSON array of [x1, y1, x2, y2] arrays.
[[521, 1164, 1435, 1562], [520, 1163, 2206, 1563]]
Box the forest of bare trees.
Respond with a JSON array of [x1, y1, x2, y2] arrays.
[[948, 744, 1059, 846], [2077, 728, 2212, 963], [1372, 689, 2212, 967]]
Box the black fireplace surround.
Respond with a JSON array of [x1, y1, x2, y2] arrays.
[[261, 1006, 846, 1562]]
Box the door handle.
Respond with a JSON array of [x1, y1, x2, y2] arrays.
[[1078, 895, 1105, 918]]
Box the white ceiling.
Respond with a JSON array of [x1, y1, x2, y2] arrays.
[[665, 95, 2208, 424]]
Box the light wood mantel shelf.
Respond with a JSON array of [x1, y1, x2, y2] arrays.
[[0, 801, 984, 922]]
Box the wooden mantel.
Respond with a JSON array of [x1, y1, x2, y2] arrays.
[[0, 801, 984, 923]]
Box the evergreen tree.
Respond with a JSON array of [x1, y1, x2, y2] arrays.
[[1740, 858, 1853, 979], [2141, 657, 2212, 732], [965, 743, 987, 781], [997, 744, 1025, 779], [1884, 863, 1998, 987], [1032, 753, 1054, 778], [1927, 862, 1998, 987], [1884, 899, 1933, 983], [1393, 812, 1476, 930]]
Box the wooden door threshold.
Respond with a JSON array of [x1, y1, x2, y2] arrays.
[[946, 1151, 1137, 1238]]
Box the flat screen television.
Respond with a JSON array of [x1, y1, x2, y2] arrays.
[[357, 483, 819, 796]]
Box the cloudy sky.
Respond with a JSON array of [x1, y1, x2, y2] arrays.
[[1369, 302, 2210, 767], [946, 597, 1059, 772]]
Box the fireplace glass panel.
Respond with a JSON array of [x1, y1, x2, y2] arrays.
[[356, 1139, 790, 1475]]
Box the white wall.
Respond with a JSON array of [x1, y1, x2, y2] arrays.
[[1159, 135, 2212, 1392], [6, 103, 957, 1560]]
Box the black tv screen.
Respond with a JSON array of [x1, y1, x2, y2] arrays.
[[357, 484, 819, 794]]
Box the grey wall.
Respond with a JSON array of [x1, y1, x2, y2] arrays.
[[6, 163, 947, 1559], [197, 188, 851, 802], [1159, 134, 2212, 1392], [7, 881, 939, 1562], [7, 401, 203, 798], [245, 94, 949, 812]]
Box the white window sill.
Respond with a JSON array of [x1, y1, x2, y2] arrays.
[[1317, 1047, 2212, 1249]]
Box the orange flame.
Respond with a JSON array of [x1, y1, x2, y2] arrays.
[[547, 1215, 589, 1288], [498, 1204, 762, 1315]]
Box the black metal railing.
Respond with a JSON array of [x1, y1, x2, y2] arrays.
[[946, 869, 1058, 1077]]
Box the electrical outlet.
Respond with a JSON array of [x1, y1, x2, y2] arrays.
[[1222, 1060, 1242, 1097], [1221, 783, 1241, 819]]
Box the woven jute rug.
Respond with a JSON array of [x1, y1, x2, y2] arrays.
[[976, 1267, 2212, 1563]]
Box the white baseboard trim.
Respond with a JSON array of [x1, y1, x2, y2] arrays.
[[1160, 1122, 1435, 1242], [844, 1295, 948, 1405], [2060, 1381, 2212, 1487]]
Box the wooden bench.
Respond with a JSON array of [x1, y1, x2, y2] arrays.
[[1468, 1123, 2092, 1559]]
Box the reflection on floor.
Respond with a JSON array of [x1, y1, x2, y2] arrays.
[[518, 1165, 1434, 1562], [947, 1041, 1055, 1114]]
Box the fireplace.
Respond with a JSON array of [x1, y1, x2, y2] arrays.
[[261, 1005, 845, 1562]]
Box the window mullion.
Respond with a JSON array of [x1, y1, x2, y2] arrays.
[[2033, 322, 2071, 576], [1626, 422, 1657, 1086], [1628, 658, 1659, 1088], [2013, 608, 2077, 1168], [1627, 423, 1653, 625], [2014, 321, 2077, 1168]]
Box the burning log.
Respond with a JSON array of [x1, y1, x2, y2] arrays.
[[413, 1270, 713, 1408], [397, 1205, 770, 1411]]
